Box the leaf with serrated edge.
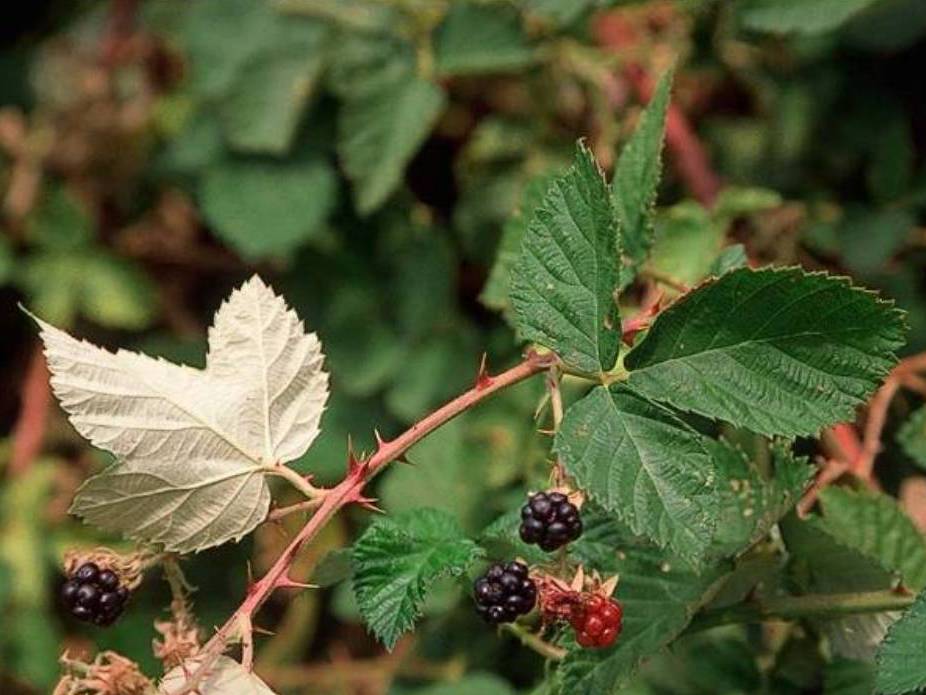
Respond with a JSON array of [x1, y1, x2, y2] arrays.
[[554, 385, 717, 566], [160, 655, 276, 694], [625, 267, 906, 437], [875, 589, 926, 694], [613, 70, 672, 284], [510, 142, 621, 374], [352, 508, 483, 650], [33, 275, 328, 553], [815, 487, 926, 592]]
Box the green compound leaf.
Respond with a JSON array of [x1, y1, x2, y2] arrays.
[[875, 589, 926, 694], [435, 2, 534, 76], [510, 143, 621, 375], [554, 385, 717, 567], [815, 487, 926, 592], [200, 150, 337, 259], [613, 70, 672, 286], [625, 267, 906, 437], [897, 405, 926, 470], [352, 508, 483, 650], [338, 76, 446, 214], [556, 534, 730, 694]]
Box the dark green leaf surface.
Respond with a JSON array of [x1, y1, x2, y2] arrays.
[[338, 76, 446, 214], [815, 487, 926, 591], [875, 589, 926, 694], [613, 70, 671, 284], [352, 508, 483, 650], [626, 267, 906, 436], [555, 385, 717, 566], [510, 144, 621, 374]]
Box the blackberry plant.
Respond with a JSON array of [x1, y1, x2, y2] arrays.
[[4, 4, 925, 694]]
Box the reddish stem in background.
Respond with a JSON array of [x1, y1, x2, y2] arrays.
[[9, 344, 51, 478], [592, 13, 722, 207]]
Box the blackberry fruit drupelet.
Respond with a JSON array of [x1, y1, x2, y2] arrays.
[[473, 561, 537, 624], [519, 491, 582, 551], [61, 562, 130, 626]]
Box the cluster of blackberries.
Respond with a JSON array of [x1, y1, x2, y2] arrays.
[[519, 491, 582, 551], [473, 561, 537, 624], [570, 594, 623, 648], [61, 562, 130, 626]]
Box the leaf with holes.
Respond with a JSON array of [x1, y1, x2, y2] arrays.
[[352, 508, 483, 650], [554, 385, 718, 566], [814, 487, 926, 592], [625, 267, 906, 437], [31, 275, 328, 553], [509, 143, 621, 375]]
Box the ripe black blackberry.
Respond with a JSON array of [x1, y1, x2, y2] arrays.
[[60, 562, 130, 626], [473, 561, 537, 624], [519, 491, 582, 551]]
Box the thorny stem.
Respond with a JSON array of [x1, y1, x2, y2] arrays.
[[685, 590, 915, 635], [171, 351, 557, 692]]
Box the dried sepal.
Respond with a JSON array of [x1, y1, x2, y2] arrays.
[[63, 547, 159, 591], [55, 651, 154, 695]]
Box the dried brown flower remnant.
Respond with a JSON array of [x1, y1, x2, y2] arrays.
[[54, 651, 153, 695]]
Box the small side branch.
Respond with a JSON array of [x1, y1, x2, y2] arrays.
[[687, 590, 914, 634]]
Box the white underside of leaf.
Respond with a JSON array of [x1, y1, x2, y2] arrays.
[[159, 656, 277, 694], [35, 274, 328, 553]]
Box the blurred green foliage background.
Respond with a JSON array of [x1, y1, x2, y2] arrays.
[[1, 1, 925, 693]]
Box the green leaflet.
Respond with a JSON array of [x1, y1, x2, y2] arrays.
[[392, 673, 515, 695], [875, 589, 926, 694], [554, 385, 717, 567], [338, 76, 446, 214], [200, 149, 337, 259], [219, 19, 328, 155], [613, 70, 672, 286], [625, 267, 906, 437], [352, 508, 483, 650], [897, 404, 926, 470], [435, 3, 534, 76], [815, 487, 926, 592], [509, 143, 621, 374], [739, 0, 881, 34]]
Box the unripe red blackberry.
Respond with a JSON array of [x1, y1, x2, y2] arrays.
[[570, 594, 623, 648], [473, 561, 537, 624], [61, 562, 130, 627], [519, 491, 582, 551]]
